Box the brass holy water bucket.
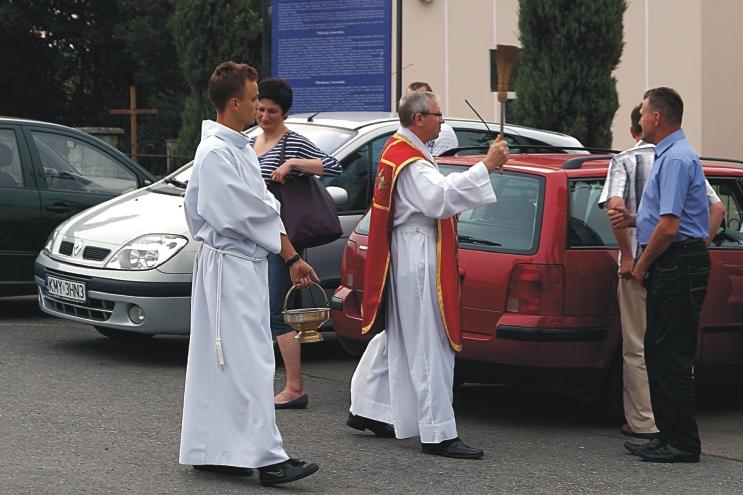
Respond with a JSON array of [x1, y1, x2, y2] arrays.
[[282, 282, 329, 343]]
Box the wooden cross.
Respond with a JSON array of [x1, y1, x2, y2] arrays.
[[110, 86, 158, 162]]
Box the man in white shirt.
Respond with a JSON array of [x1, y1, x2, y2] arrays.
[[179, 61, 319, 487]]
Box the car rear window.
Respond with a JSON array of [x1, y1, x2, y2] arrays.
[[568, 179, 617, 248], [356, 166, 543, 254]]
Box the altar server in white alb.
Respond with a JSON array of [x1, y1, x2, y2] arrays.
[[179, 61, 319, 487], [347, 90, 509, 459]]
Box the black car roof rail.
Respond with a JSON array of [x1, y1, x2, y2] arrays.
[[560, 155, 743, 171], [699, 156, 743, 166], [440, 145, 619, 157], [560, 155, 616, 169]]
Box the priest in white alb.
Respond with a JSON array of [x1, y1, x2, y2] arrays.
[[179, 61, 319, 487], [347, 91, 509, 459]]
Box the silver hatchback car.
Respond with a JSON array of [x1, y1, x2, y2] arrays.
[[35, 112, 583, 338]]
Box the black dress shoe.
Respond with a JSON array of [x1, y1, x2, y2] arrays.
[[275, 393, 309, 409], [346, 412, 395, 438], [421, 437, 484, 459], [624, 437, 664, 456], [258, 458, 319, 486], [638, 444, 700, 463], [193, 464, 253, 476]]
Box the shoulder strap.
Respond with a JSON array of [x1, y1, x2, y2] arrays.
[[279, 132, 289, 164]]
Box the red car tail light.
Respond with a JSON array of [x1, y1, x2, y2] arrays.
[[506, 264, 564, 315], [341, 239, 357, 288]]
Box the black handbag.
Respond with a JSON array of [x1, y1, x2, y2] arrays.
[[266, 136, 343, 249]]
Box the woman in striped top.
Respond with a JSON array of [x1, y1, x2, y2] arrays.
[[251, 77, 341, 410]]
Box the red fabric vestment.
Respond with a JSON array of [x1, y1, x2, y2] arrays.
[[361, 133, 462, 352]]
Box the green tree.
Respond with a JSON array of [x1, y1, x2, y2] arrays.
[[0, 2, 57, 119], [170, 0, 263, 160], [0, 0, 185, 174], [513, 0, 626, 148], [113, 0, 186, 174], [0, 0, 125, 123]]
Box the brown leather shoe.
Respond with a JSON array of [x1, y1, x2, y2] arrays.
[[621, 423, 659, 440]]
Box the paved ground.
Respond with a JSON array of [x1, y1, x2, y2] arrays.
[[1, 296, 742, 494]]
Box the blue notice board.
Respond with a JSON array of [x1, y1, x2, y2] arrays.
[[271, 0, 392, 113]]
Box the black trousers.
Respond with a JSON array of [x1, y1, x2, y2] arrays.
[[644, 238, 710, 455]]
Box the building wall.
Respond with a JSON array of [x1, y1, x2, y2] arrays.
[[701, 0, 743, 159], [393, 0, 743, 157]]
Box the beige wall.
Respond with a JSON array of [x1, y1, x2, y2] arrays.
[[701, 0, 743, 159], [393, 0, 518, 118], [614, 0, 650, 149], [393, 0, 743, 157]]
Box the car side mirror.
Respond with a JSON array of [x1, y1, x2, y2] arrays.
[[326, 186, 348, 206]]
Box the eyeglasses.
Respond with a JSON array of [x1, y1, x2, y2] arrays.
[[419, 111, 443, 118]]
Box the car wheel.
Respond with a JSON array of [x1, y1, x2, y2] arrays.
[[95, 326, 153, 340], [337, 335, 367, 357], [592, 352, 624, 422]]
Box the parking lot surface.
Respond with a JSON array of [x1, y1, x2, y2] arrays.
[[1, 296, 742, 494]]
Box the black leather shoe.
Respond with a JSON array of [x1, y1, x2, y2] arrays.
[[259, 458, 319, 486], [193, 464, 253, 476], [638, 444, 700, 463], [421, 437, 484, 459], [346, 412, 395, 438], [624, 437, 664, 456], [275, 393, 308, 410]]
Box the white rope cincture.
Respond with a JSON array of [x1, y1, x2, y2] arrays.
[[203, 243, 263, 370], [215, 252, 225, 369]]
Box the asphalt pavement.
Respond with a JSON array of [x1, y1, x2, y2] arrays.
[[1, 296, 742, 494]]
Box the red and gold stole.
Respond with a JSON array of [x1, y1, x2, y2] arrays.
[[361, 133, 463, 352]]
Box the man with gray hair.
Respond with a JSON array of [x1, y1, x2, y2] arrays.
[[406, 81, 459, 155], [346, 90, 509, 459]]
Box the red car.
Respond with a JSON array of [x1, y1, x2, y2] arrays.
[[330, 153, 743, 400]]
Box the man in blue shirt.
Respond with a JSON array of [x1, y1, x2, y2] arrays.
[[611, 87, 711, 463]]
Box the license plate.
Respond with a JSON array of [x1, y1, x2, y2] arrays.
[[46, 275, 86, 303]]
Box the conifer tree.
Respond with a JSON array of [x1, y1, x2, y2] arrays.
[[170, 0, 263, 159], [513, 0, 626, 148]]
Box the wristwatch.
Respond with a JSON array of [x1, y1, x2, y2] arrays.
[[285, 253, 302, 266]]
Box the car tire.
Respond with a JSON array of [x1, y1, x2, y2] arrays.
[[95, 326, 153, 340], [337, 335, 367, 357], [592, 353, 624, 422]]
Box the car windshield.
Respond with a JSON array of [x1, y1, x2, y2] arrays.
[[356, 165, 543, 253], [168, 123, 355, 184]]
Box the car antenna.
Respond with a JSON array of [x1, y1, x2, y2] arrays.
[[465, 99, 497, 139], [465, 99, 503, 174], [307, 111, 322, 122]]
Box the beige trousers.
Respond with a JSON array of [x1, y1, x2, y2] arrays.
[[617, 278, 658, 434]]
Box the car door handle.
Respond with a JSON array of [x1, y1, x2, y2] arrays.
[[359, 245, 368, 251], [45, 203, 73, 214], [459, 268, 466, 282]]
